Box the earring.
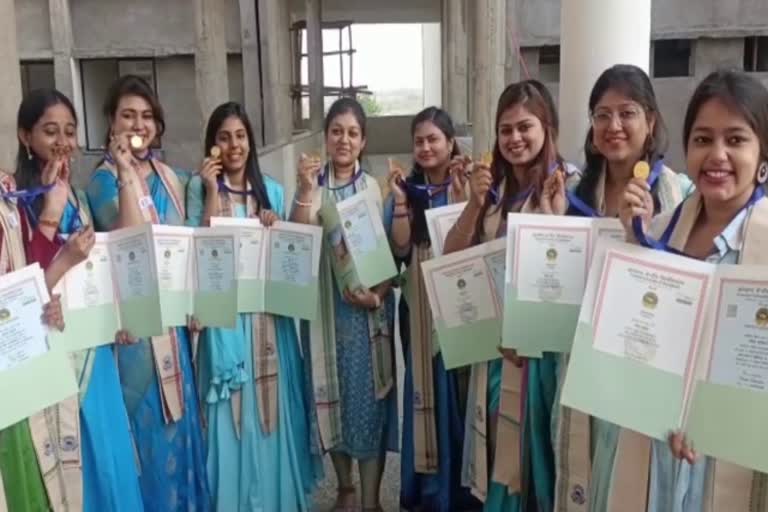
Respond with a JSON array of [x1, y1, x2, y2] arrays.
[[25, 145, 32, 160], [757, 161, 768, 184]]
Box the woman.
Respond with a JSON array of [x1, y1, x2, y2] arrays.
[[547, 65, 693, 512], [86, 75, 211, 511], [14, 88, 144, 512], [291, 97, 398, 512], [187, 101, 322, 510], [621, 70, 768, 512], [442, 79, 575, 511], [386, 106, 478, 511], [0, 170, 80, 512]]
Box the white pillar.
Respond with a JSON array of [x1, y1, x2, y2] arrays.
[[422, 23, 442, 108], [259, 0, 294, 145], [441, 0, 468, 126], [558, 0, 651, 163], [306, 0, 324, 132], [193, 0, 229, 124], [239, 0, 264, 145], [471, 0, 505, 157], [0, 0, 21, 169]]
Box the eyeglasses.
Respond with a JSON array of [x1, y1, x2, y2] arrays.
[[590, 107, 644, 128]]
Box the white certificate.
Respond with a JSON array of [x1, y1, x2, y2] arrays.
[[267, 227, 315, 286], [337, 192, 384, 256], [592, 218, 626, 245], [153, 226, 193, 292], [425, 202, 466, 257], [0, 265, 50, 372], [513, 225, 590, 304], [210, 217, 265, 280], [592, 249, 710, 375], [110, 227, 155, 300], [708, 280, 768, 391], [61, 234, 114, 309], [194, 230, 237, 293], [426, 239, 505, 329]]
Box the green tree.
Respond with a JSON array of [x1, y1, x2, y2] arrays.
[[359, 94, 383, 116]]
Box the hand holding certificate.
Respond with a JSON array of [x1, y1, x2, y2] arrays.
[[421, 239, 506, 368], [0, 264, 78, 429]]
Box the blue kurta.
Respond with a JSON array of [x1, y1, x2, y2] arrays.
[[186, 175, 323, 511]]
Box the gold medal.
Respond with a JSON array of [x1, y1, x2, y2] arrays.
[[210, 145, 221, 158], [130, 135, 143, 150], [480, 151, 493, 167], [633, 161, 650, 180]]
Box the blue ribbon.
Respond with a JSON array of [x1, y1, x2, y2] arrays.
[[633, 185, 765, 254], [318, 163, 364, 191], [1, 183, 55, 201], [103, 149, 155, 166], [488, 161, 561, 207], [217, 178, 255, 197], [567, 159, 665, 218], [404, 176, 451, 200]]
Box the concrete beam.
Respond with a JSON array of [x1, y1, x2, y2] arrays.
[[0, 0, 22, 169], [306, 0, 324, 132], [259, 0, 294, 145], [441, 0, 468, 127], [558, 0, 651, 163], [194, 0, 229, 126], [239, 0, 264, 145], [471, 0, 505, 157]]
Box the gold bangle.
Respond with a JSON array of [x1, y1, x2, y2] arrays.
[[39, 218, 60, 229]]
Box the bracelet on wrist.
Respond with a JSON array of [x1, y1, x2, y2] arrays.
[[38, 218, 60, 229], [294, 197, 312, 208]]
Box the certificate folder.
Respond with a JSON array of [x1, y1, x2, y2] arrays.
[[0, 264, 78, 429], [561, 238, 768, 473], [421, 239, 506, 369]]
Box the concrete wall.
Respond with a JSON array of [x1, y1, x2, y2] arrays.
[[289, 0, 441, 24], [509, 0, 768, 46], [16, 0, 52, 59]]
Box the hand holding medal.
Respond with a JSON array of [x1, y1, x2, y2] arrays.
[[387, 158, 408, 203], [297, 151, 322, 194], [200, 144, 223, 193], [469, 151, 493, 208], [540, 163, 567, 215], [618, 160, 655, 238], [448, 154, 472, 201]]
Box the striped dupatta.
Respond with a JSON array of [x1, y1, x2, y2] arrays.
[[214, 174, 279, 436]]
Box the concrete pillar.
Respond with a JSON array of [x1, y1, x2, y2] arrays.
[[48, 0, 86, 154], [0, 0, 21, 169], [422, 23, 442, 108], [193, 0, 229, 125], [259, 0, 294, 145], [558, 0, 651, 163], [306, 0, 324, 132], [239, 0, 264, 145], [471, 0, 505, 157], [441, 0, 469, 127]]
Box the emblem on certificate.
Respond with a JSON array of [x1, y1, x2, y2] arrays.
[[642, 291, 659, 310], [546, 248, 558, 261], [756, 307, 768, 327], [0, 308, 10, 323]]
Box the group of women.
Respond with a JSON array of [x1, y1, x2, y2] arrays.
[[0, 62, 766, 512]]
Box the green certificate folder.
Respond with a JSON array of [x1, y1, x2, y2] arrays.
[[192, 227, 239, 328], [421, 239, 506, 369]]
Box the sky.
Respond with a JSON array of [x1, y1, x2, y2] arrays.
[[303, 23, 428, 92]]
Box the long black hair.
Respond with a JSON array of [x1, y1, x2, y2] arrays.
[[15, 88, 78, 219], [407, 107, 460, 245], [204, 102, 271, 211], [571, 64, 669, 213], [683, 70, 768, 162]]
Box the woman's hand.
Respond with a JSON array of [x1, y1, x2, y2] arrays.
[[200, 157, 222, 194], [61, 225, 95, 267], [259, 209, 279, 227], [448, 155, 472, 202], [42, 294, 65, 332], [498, 346, 524, 368], [387, 159, 408, 205], [109, 133, 138, 178], [669, 431, 697, 464], [619, 178, 654, 240], [468, 160, 492, 209], [540, 169, 567, 215], [297, 153, 322, 195], [343, 287, 382, 310]]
